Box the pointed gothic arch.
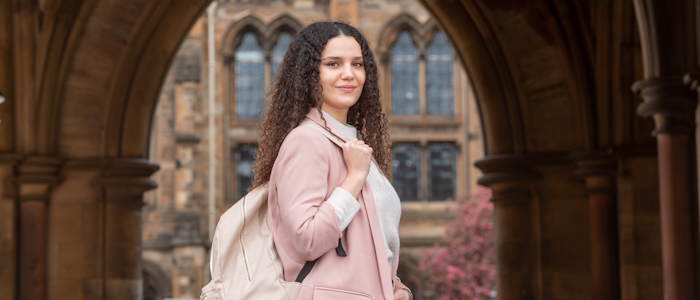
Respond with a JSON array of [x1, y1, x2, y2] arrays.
[[222, 15, 267, 57], [267, 13, 303, 40], [3, 0, 694, 298], [377, 13, 425, 55]]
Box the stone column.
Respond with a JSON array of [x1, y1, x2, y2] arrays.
[[475, 155, 540, 299], [94, 159, 159, 300], [633, 76, 697, 300], [0, 153, 21, 300], [15, 156, 61, 300], [573, 151, 619, 300]]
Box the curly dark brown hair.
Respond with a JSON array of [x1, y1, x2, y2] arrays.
[[251, 21, 391, 189]]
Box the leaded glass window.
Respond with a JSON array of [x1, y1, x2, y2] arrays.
[[271, 31, 292, 81], [235, 145, 258, 200], [391, 143, 421, 201], [427, 143, 456, 201], [426, 30, 454, 115], [235, 32, 265, 118], [390, 31, 419, 115]]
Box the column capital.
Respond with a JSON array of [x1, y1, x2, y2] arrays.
[[632, 76, 697, 135], [571, 150, 617, 194], [475, 154, 542, 201], [14, 156, 62, 202], [0, 153, 23, 165], [475, 154, 541, 184], [91, 158, 160, 193], [63, 158, 161, 207]]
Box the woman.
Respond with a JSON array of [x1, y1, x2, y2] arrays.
[[251, 21, 413, 300]]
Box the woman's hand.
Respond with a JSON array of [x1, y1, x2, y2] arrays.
[[393, 288, 411, 300], [393, 278, 413, 300], [339, 138, 373, 198]]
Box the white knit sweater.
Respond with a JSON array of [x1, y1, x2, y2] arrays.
[[321, 111, 402, 272]]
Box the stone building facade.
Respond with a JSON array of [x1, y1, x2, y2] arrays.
[[140, 1, 484, 299]]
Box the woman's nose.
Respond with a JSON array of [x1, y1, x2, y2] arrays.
[[341, 64, 354, 80]]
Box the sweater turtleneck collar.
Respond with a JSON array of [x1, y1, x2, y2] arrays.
[[321, 110, 358, 140]]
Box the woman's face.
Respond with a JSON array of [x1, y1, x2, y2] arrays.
[[318, 35, 366, 123]]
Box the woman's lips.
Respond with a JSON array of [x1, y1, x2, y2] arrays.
[[338, 85, 356, 92]]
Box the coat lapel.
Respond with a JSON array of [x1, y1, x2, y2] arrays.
[[304, 109, 394, 298], [360, 184, 394, 299]]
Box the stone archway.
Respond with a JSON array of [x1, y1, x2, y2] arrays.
[[2, 0, 697, 299], [142, 260, 172, 300]]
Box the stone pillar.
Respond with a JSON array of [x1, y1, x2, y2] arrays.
[[475, 155, 540, 299], [15, 156, 61, 300], [633, 76, 697, 300], [94, 159, 159, 300], [573, 151, 620, 300], [0, 154, 21, 300]]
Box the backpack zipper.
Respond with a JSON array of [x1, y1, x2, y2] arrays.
[[239, 195, 252, 281]]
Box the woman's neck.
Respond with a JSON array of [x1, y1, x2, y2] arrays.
[[320, 104, 347, 124]]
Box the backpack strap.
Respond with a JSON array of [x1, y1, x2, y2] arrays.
[[295, 260, 317, 283], [293, 119, 350, 283], [299, 119, 345, 148]]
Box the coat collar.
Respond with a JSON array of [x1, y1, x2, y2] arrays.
[[304, 108, 350, 143], [304, 108, 387, 177]]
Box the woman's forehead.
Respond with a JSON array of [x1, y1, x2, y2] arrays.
[[321, 36, 362, 58]]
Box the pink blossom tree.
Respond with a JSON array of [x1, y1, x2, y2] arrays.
[[419, 187, 496, 300]]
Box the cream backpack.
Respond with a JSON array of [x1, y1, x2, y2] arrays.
[[200, 120, 345, 300]]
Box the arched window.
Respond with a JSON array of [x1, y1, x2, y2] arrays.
[[391, 142, 457, 202], [391, 143, 421, 201], [234, 144, 258, 200], [387, 25, 463, 202], [227, 22, 300, 205], [427, 143, 456, 200], [234, 32, 265, 118], [390, 30, 419, 115], [426, 30, 454, 116], [271, 31, 293, 80]]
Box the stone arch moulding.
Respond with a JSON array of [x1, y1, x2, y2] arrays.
[[142, 259, 172, 300], [267, 13, 304, 41], [221, 14, 267, 57], [422, 19, 465, 66], [419, 1, 594, 154], [415, 1, 520, 155], [36, 0, 101, 156], [422, 19, 442, 44], [115, 0, 212, 158], [376, 13, 426, 55]]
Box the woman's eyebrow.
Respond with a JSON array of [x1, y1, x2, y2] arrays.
[[321, 56, 364, 61]]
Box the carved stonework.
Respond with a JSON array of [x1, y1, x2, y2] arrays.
[[172, 211, 203, 245], [633, 76, 697, 135], [94, 158, 160, 197], [475, 154, 541, 196], [15, 156, 62, 200], [15, 156, 62, 300], [474, 154, 541, 299], [175, 40, 202, 83], [572, 150, 617, 194]]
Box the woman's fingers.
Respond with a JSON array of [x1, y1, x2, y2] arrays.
[[344, 138, 372, 154], [342, 138, 373, 179]]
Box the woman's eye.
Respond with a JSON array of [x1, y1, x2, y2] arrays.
[[353, 62, 364, 67], [327, 62, 339, 67]]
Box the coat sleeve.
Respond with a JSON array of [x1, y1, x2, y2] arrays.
[[274, 127, 343, 261]]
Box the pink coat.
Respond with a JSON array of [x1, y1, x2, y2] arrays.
[[268, 109, 399, 300]]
